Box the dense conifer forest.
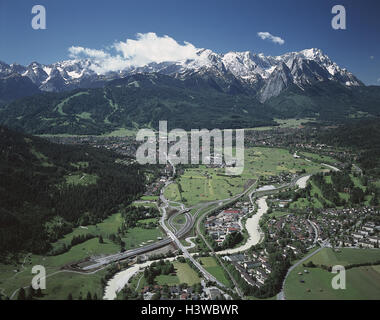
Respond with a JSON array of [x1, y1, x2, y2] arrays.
[[0, 126, 155, 256]]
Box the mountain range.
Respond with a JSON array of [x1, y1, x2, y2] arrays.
[[0, 48, 362, 103], [0, 47, 379, 135]]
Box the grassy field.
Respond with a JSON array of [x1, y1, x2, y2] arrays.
[[285, 248, 380, 300], [303, 248, 380, 267], [30, 147, 53, 167], [126, 261, 199, 293], [140, 195, 159, 201], [101, 127, 137, 137], [52, 212, 163, 251], [290, 170, 369, 209], [64, 173, 98, 186], [0, 211, 164, 299], [246, 118, 315, 131], [165, 147, 324, 206], [289, 180, 326, 209], [38, 269, 108, 300], [137, 218, 158, 224], [156, 274, 180, 286], [350, 174, 366, 191], [132, 201, 158, 208], [54, 91, 89, 115], [299, 151, 338, 165], [199, 257, 231, 287], [0, 243, 112, 299], [172, 262, 201, 286], [164, 183, 182, 202], [172, 214, 186, 225]]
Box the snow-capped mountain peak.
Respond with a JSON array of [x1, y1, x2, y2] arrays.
[[0, 47, 363, 101]]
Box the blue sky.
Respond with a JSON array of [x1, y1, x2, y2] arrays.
[[0, 0, 380, 84]]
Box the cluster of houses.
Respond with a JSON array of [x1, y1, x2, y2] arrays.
[[141, 282, 229, 300], [260, 173, 295, 186], [312, 207, 380, 248], [204, 207, 247, 246], [266, 214, 315, 254], [270, 197, 293, 209], [244, 126, 352, 167], [223, 251, 272, 287], [45, 135, 139, 157], [143, 176, 168, 197], [352, 222, 380, 248]]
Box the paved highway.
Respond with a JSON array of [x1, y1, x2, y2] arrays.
[[159, 174, 226, 287], [80, 173, 309, 271], [78, 164, 321, 272]]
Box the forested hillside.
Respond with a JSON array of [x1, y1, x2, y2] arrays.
[[1, 73, 380, 135], [0, 126, 153, 257], [0, 73, 275, 135], [266, 81, 380, 121], [318, 119, 380, 177]]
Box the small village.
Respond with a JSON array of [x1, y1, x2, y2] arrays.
[[204, 207, 247, 246], [141, 281, 230, 301], [311, 207, 380, 248]]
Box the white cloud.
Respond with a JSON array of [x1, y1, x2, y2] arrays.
[[68, 47, 109, 59], [257, 32, 285, 45], [68, 32, 200, 74]]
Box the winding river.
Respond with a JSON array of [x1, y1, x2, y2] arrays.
[[103, 257, 177, 300], [103, 173, 319, 299], [216, 196, 268, 255]]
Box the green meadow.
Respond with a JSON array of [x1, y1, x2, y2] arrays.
[[285, 248, 380, 300], [52, 212, 163, 252], [198, 257, 231, 287], [172, 262, 201, 286], [165, 147, 325, 206], [0, 211, 164, 299]]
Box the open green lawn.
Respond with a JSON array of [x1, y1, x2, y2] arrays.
[[247, 295, 277, 300], [285, 264, 380, 300], [132, 201, 157, 208], [290, 180, 332, 210], [64, 173, 98, 186], [164, 183, 182, 202], [350, 174, 366, 191], [128, 273, 146, 294], [339, 192, 350, 201], [30, 147, 53, 167], [101, 127, 137, 137], [299, 152, 337, 165], [0, 212, 163, 299], [199, 257, 231, 287], [156, 274, 180, 286], [137, 218, 158, 224], [52, 212, 123, 249], [303, 248, 380, 267], [54, 91, 89, 115], [274, 118, 315, 128], [0, 244, 112, 300], [172, 214, 186, 226], [127, 262, 195, 292], [140, 195, 159, 201], [246, 118, 315, 131], [172, 262, 201, 286], [165, 147, 324, 206], [285, 248, 380, 300], [38, 269, 107, 300]]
